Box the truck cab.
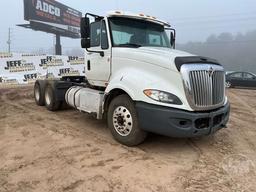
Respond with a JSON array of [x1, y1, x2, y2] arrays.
[[82, 12, 176, 87], [34, 11, 230, 146]]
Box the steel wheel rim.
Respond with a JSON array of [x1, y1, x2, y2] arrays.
[[45, 89, 51, 105], [113, 106, 133, 136], [35, 86, 40, 101]]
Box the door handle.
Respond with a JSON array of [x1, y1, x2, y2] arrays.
[[87, 60, 91, 71]]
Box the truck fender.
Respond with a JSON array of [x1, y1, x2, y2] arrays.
[[104, 67, 192, 111]]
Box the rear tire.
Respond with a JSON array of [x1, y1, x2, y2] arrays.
[[107, 95, 147, 146], [34, 83, 45, 106], [45, 85, 61, 111]]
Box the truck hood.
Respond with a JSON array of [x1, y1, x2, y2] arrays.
[[112, 47, 195, 72]]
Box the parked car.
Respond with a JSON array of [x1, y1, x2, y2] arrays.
[[226, 72, 256, 88], [225, 71, 235, 75]]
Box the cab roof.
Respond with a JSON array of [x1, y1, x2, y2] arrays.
[[107, 11, 171, 27]]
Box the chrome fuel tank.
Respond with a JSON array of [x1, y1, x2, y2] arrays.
[[65, 86, 104, 119]]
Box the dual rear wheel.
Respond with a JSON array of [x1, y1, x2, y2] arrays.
[[34, 83, 45, 106], [34, 83, 61, 111]]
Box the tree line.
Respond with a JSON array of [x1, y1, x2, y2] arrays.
[[177, 30, 256, 74]]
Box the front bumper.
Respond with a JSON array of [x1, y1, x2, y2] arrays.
[[136, 102, 230, 138]]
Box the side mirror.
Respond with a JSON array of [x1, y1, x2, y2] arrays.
[[80, 17, 90, 39], [81, 38, 91, 49], [170, 31, 176, 48]]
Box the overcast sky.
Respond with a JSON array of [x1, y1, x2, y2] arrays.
[[0, 0, 256, 53]]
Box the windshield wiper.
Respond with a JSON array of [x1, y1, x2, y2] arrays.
[[115, 43, 142, 48]]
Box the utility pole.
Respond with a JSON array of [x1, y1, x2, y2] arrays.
[[55, 34, 62, 55], [7, 28, 11, 53]]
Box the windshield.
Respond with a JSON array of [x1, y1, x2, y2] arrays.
[[109, 17, 171, 48]]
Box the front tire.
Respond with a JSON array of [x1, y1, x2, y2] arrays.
[[107, 95, 147, 146], [34, 82, 45, 106], [44, 85, 61, 111]]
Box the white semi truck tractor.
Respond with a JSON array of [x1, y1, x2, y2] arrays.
[[34, 11, 230, 146]]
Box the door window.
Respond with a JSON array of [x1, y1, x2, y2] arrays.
[[243, 73, 254, 79], [230, 73, 243, 78], [90, 21, 101, 47]]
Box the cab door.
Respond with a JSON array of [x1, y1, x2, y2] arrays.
[[85, 20, 111, 87]]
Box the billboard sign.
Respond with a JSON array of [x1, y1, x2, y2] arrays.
[[23, 0, 82, 38]]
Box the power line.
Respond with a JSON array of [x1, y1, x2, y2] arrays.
[[178, 39, 256, 46], [175, 21, 256, 30], [173, 15, 256, 26], [205, 40, 256, 45], [172, 12, 256, 21]]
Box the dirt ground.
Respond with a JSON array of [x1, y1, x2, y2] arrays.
[[0, 86, 255, 192]]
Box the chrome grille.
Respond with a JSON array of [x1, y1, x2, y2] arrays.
[[181, 64, 225, 110]]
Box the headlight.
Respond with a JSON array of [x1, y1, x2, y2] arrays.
[[143, 89, 182, 105]]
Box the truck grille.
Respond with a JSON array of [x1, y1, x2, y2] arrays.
[[181, 64, 225, 110]]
